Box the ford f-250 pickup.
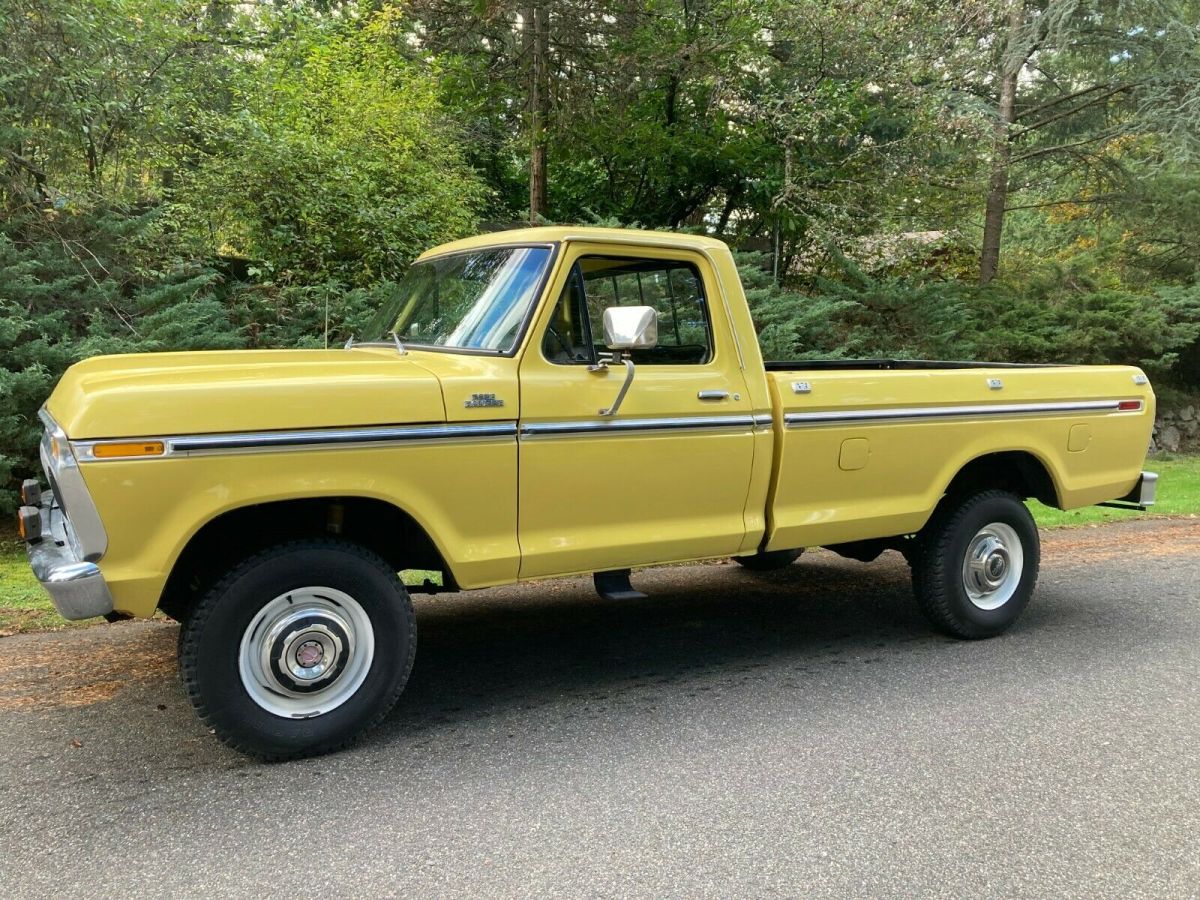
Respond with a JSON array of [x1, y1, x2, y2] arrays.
[[18, 226, 1157, 759]]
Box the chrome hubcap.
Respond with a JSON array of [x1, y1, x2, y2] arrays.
[[962, 523, 1024, 611], [239, 588, 375, 719]]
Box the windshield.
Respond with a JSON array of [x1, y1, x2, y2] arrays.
[[363, 245, 553, 353]]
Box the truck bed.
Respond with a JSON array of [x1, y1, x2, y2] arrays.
[[761, 363, 1154, 553]]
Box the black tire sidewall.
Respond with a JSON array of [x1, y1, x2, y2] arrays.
[[183, 543, 414, 759], [938, 493, 1040, 635]]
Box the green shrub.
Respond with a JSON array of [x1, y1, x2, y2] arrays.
[[174, 12, 485, 288], [0, 206, 245, 512], [740, 249, 1200, 376]]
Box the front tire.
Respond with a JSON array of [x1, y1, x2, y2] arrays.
[[179, 540, 415, 760], [912, 490, 1039, 639]]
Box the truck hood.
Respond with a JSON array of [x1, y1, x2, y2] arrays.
[[46, 349, 446, 439]]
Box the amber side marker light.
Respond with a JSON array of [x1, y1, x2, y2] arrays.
[[17, 505, 41, 541], [92, 441, 166, 459]]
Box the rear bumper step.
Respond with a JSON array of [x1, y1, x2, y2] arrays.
[[1098, 471, 1158, 512]]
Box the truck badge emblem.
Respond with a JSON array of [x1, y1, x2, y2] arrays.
[[464, 393, 504, 408], [792, 381, 812, 394]]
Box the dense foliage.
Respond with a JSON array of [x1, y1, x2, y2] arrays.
[[3, 0, 1200, 508]]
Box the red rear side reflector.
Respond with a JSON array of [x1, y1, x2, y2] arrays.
[[1117, 400, 1143, 411]]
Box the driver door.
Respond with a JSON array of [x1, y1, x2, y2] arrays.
[[517, 243, 757, 579]]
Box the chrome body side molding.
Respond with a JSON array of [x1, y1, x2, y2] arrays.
[[519, 414, 759, 438], [73, 414, 770, 460], [74, 422, 519, 461], [784, 399, 1141, 428]]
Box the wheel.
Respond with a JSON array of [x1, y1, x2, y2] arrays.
[[912, 490, 1040, 639], [179, 539, 416, 760], [734, 548, 803, 571]]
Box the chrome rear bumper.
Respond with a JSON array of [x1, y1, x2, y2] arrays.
[[1120, 471, 1158, 507], [25, 497, 114, 620]]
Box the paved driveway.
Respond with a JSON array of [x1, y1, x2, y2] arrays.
[[1, 519, 1198, 898]]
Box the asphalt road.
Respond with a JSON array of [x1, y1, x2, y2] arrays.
[[1, 519, 1198, 898]]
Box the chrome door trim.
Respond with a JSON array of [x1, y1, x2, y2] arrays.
[[783, 399, 1138, 428], [519, 414, 758, 438]]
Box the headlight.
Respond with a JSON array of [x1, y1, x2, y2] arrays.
[[36, 408, 108, 561], [39, 409, 76, 477]]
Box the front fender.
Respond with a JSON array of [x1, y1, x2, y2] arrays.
[[79, 438, 519, 617]]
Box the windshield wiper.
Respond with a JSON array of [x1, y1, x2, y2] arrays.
[[390, 331, 408, 356]]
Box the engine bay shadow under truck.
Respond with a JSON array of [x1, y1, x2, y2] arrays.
[[18, 226, 1158, 759]]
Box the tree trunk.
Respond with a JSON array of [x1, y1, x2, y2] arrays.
[[527, 3, 549, 225], [979, 2, 1026, 285], [715, 188, 738, 235]]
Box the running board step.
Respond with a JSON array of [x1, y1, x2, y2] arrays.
[[593, 569, 647, 601]]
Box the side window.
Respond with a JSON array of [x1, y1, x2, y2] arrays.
[[541, 264, 594, 363], [544, 255, 713, 365]]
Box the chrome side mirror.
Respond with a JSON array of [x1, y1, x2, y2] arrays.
[[591, 306, 657, 417], [602, 306, 658, 350]]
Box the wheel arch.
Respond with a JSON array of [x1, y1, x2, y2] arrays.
[[158, 495, 454, 621], [940, 449, 1061, 509]]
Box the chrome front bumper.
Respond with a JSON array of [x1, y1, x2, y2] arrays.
[[25, 497, 114, 620]]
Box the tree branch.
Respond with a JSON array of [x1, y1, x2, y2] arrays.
[[1014, 82, 1118, 122], [1003, 195, 1120, 212], [1010, 131, 1121, 163], [1011, 84, 1136, 138]]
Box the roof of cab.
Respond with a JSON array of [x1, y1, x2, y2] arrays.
[[416, 226, 730, 260]]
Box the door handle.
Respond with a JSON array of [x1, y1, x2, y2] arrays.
[[697, 390, 730, 401]]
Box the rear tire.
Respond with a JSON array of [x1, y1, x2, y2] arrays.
[[734, 548, 803, 571], [179, 539, 415, 760], [912, 490, 1039, 639]]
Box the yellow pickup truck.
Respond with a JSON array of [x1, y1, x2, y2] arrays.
[[19, 226, 1157, 758]]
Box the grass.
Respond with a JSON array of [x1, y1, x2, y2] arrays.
[[0, 531, 76, 635], [1, 453, 1196, 634]]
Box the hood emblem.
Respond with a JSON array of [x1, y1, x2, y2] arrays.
[[464, 393, 505, 409]]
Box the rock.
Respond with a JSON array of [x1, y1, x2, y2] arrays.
[[1159, 424, 1182, 453], [1180, 405, 1195, 422]]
